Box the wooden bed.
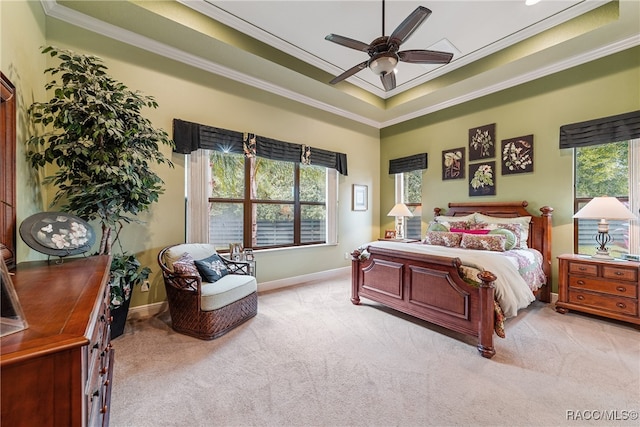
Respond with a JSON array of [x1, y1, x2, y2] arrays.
[[350, 201, 553, 358]]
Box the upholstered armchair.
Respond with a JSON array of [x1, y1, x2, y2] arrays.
[[157, 243, 258, 340]]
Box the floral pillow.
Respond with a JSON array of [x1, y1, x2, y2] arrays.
[[488, 228, 517, 250], [423, 231, 462, 247], [171, 252, 201, 289], [475, 213, 531, 248], [483, 223, 524, 249], [433, 213, 475, 230], [194, 254, 229, 283], [460, 233, 506, 252]]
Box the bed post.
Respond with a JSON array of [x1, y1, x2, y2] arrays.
[[538, 206, 554, 303], [477, 271, 497, 359], [350, 252, 361, 305]]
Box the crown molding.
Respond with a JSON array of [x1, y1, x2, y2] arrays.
[[40, 1, 639, 130]]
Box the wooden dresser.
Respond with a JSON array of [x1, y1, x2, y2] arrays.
[[1, 255, 113, 426], [556, 254, 639, 325]]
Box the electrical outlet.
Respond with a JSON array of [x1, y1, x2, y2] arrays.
[[344, 252, 350, 260], [141, 280, 150, 292]]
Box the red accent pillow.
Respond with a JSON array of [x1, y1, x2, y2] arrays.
[[450, 228, 490, 235]]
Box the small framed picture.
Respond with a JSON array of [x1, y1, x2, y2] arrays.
[[501, 134, 534, 174], [384, 230, 397, 239], [469, 123, 496, 161], [352, 184, 368, 211], [244, 248, 254, 261], [442, 147, 465, 180], [469, 161, 496, 197]]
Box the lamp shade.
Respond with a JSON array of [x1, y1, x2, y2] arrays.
[[573, 197, 636, 220], [387, 203, 413, 217], [412, 205, 423, 217]]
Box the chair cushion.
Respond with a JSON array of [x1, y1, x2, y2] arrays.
[[194, 254, 229, 282], [201, 274, 257, 311]]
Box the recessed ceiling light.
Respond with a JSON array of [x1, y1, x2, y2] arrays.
[[526, 0, 541, 5]]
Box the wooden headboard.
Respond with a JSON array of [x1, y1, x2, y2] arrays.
[[434, 201, 553, 302]]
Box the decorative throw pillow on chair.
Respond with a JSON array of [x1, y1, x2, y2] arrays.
[[194, 254, 229, 283], [172, 253, 201, 289]]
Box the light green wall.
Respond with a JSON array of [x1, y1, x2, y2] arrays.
[[1, 0, 48, 262], [380, 46, 640, 291], [3, 0, 638, 304], [3, 3, 381, 308]]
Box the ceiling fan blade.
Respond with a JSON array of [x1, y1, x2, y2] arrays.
[[380, 72, 396, 91], [329, 61, 369, 85], [388, 6, 432, 48], [398, 50, 453, 64], [325, 34, 371, 52]]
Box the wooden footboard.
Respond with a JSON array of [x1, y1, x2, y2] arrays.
[[351, 245, 497, 358]]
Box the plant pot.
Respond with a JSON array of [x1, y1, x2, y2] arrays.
[[110, 297, 131, 339]]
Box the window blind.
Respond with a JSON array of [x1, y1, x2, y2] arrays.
[[559, 110, 640, 149], [172, 119, 348, 175], [389, 153, 428, 174]]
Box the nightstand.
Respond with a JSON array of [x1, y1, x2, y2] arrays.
[[556, 254, 639, 325]]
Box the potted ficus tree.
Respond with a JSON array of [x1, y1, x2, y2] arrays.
[[26, 46, 174, 338]]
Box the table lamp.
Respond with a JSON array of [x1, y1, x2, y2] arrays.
[[573, 196, 636, 260], [387, 203, 413, 239]]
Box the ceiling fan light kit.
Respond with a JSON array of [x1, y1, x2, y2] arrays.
[[369, 53, 398, 76], [325, 1, 453, 91]]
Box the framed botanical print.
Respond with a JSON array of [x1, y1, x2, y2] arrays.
[[501, 134, 534, 174], [442, 147, 465, 180], [469, 123, 496, 161], [352, 184, 368, 211], [469, 161, 496, 196]]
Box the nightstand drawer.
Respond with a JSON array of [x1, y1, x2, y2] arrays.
[[569, 276, 638, 298], [568, 262, 598, 276], [602, 265, 638, 282], [568, 290, 638, 316]]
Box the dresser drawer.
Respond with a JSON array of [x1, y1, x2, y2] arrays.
[[568, 290, 638, 316], [568, 261, 598, 276], [602, 265, 638, 282], [569, 276, 638, 298]]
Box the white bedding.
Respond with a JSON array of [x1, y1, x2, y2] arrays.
[[365, 240, 544, 318]]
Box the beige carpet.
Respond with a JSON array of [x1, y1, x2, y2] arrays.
[[110, 273, 639, 427]]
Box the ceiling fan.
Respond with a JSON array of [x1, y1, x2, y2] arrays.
[[325, 1, 453, 91]]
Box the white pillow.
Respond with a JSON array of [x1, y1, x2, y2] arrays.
[[474, 213, 531, 248]]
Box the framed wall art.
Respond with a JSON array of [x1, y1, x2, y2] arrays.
[[469, 123, 496, 161], [469, 161, 496, 197], [442, 147, 465, 180], [501, 134, 534, 174], [352, 184, 368, 211]]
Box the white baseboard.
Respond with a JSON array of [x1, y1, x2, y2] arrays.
[[128, 267, 351, 319], [257, 266, 350, 293]]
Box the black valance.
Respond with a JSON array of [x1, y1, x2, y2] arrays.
[[559, 110, 640, 149], [389, 153, 428, 174], [172, 119, 348, 175]]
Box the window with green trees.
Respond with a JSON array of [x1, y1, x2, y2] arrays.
[[208, 151, 328, 250], [574, 140, 637, 257]]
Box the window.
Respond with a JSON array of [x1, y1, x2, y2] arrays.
[[574, 139, 639, 257], [394, 170, 423, 240], [207, 151, 332, 251]]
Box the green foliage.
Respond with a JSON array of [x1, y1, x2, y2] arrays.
[[404, 170, 422, 204], [575, 142, 628, 198], [209, 152, 327, 221], [109, 253, 151, 308], [25, 46, 174, 308]]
